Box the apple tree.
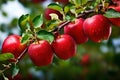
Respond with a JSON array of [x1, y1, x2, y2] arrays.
[[0, 0, 120, 80]]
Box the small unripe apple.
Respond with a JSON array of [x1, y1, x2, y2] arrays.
[[44, 8, 63, 20], [28, 40, 53, 66], [64, 18, 88, 44], [2, 35, 27, 59], [52, 34, 76, 60], [108, 5, 120, 27], [83, 14, 111, 43]]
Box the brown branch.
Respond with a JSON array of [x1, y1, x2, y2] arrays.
[[16, 47, 28, 62], [51, 21, 70, 32], [77, 10, 95, 18]]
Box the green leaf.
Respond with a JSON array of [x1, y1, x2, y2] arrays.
[[37, 30, 54, 43], [64, 4, 73, 14], [21, 33, 31, 44], [104, 9, 120, 18], [33, 14, 43, 28], [70, 0, 88, 6], [18, 14, 30, 32], [75, 0, 82, 6], [70, 6, 76, 15], [81, 0, 88, 5], [48, 3, 63, 13], [0, 53, 14, 61], [46, 20, 59, 31], [12, 64, 19, 78]]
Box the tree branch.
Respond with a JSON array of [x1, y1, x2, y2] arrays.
[[16, 47, 28, 62]]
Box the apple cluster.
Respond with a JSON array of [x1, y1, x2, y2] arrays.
[[1, 0, 120, 67], [1, 34, 76, 66]]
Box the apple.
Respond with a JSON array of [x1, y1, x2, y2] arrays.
[[83, 14, 111, 43], [64, 18, 88, 44], [112, 0, 120, 5], [108, 5, 120, 27], [109, 18, 120, 27], [2, 35, 27, 59], [80, 54, 90, 66], [52, 34, 76, 60], [53, 0, 69, 5], [44, 8, 63, 20], [109, 5, 120, 12], [28, 40, 53, 66], [32, 0, 46, 3], [8, 73, 23, 80]]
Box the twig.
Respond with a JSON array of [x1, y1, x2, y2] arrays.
[[57, 21, 70, 31], [16, 47, 28, 62], [0, 47, 28, 74], [77, 10, 95, 18], [0, 63, 11, 74]]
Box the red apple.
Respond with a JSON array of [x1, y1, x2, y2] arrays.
[[53, 0, 69, 5], [80, 54, 90, 66], [109, 18, 120, 27], [112, 0, 120, 5], [44, 8, 63, 20], [109, 5, 120, 12], [32, 0, 46, 3], [52, 34, 76, 60], [8, 73, 23, 80], [2, 35, 27, 59], [64, 18, 88, 44], [83, 14, 111, 43], [28, 40, 53, 66], [108, 5, 120, 27]]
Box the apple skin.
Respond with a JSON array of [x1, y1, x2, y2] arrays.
[[2, 35, 27, 59], [83, 14, 111, 43], [28, 40, 53, 66], [53, 0, 69, 5], [80, 54, 90, 66], [52, 34, 76, 60], [109, 5, 120, 12], [112, 0, 120, 5], [109, 18, 120, 27], [64, 18, 88, 44], [8, 73, 23, 80], [44, 8, 63, 20], [108, 5, 120, 27], [32, 0, 46, 3]]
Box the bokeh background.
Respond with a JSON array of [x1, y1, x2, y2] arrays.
[[0, 0, 120, 80]]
